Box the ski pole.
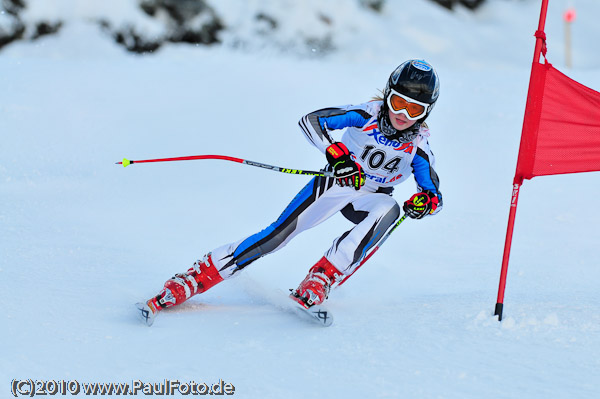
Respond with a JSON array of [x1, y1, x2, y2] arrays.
[[116, 154, 334, 178], [337, 213, 407, 287]]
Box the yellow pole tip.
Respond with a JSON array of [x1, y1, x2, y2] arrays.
[[122, 158, 131, 167]]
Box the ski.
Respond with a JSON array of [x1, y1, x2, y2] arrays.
[[134, 295, 333, 327], [135, 301, 158, 326], [288, 296, 334, 327]]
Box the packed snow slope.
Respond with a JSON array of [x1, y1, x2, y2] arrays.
[[1, 1, 599, 398]]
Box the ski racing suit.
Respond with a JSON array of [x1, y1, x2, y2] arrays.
[[210, 100, 442, 279]]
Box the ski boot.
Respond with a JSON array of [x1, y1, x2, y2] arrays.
[[290, 256, 343, 310], [136, 253, 224, 326]]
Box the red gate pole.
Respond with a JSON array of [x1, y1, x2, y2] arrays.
[[494, 0, 550, 321], [532, 0, 550, 64], [494, 180, 522, 321]]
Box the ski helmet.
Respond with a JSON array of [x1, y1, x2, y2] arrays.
[[378, 60, 440, 142]]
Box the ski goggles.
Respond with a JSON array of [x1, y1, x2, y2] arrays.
[[387, 90, 430, 120]]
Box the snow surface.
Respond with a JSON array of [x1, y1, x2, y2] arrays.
[[1, 0, 600, 398]]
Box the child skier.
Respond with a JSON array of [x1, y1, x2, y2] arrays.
[[137, 59, 443, 325]]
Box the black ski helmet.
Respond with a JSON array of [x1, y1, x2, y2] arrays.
[[378, 60, 440, 142]]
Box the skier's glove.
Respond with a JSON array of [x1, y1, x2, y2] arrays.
[[403, 191, 439, 219], [326, 142, 365, 190]]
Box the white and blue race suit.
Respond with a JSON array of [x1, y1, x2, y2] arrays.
[[210, 100, 442, 279]]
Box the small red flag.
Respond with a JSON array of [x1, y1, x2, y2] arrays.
[[563, 8, 576, 23], [515, 62, 600, 183]]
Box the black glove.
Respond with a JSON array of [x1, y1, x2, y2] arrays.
[[403, 191, 439, 219], [325, 142, 365, 190]]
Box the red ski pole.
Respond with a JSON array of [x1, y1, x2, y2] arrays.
[[116, 154, 334, 178]]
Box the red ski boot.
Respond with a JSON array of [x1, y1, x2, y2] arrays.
[[136, 253, 224, 326], [290, 256, 343, 309]]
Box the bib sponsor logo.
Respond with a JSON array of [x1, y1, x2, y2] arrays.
[[365, 129, 414, 153], [364, 172, 387, 184], [365, 128, 401, 148], [389, 173, 403, 183]]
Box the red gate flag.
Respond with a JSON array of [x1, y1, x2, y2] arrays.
[[495, 0, 600, 321], [515, 62, 600, 183]]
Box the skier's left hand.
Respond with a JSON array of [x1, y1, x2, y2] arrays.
[[403, 191, 439, 219]]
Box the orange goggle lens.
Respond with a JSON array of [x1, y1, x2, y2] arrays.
[[389, 93, 426, 118]]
